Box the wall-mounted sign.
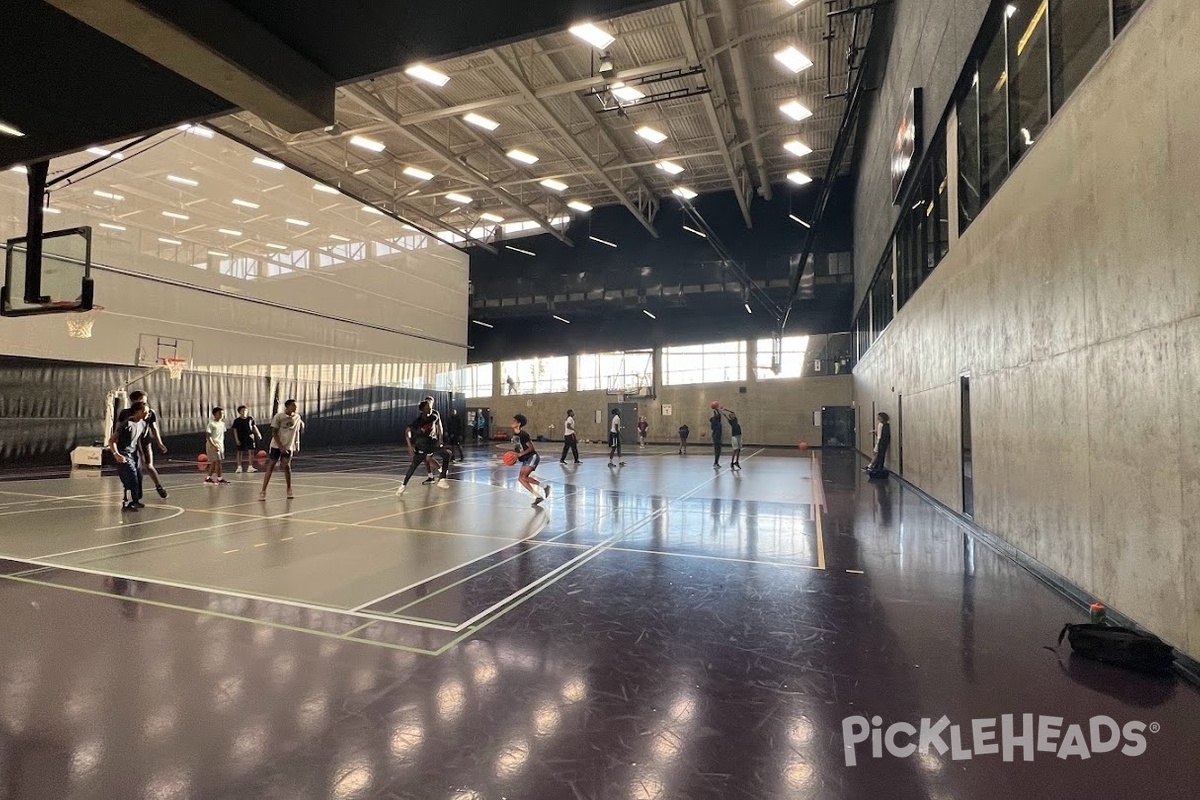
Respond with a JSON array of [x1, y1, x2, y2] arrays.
[[661, 404, 673, 416], [890, 88, 923, 204]]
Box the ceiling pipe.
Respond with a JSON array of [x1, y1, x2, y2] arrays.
[[715, 0, 773, 202]]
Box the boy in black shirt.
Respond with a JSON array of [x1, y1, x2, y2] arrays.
[[231, 405, 261, 474], [446, 408, 465, 461], [678, 423, 689, 455], [119, 391, 169, 498], [727, 410, 743, 470], [512, 414, 550, 507], [108, 401, 148, 511], [710, 406, 723, 468], [397, 400, 452, 495]]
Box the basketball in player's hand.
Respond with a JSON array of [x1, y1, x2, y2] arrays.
[[502, 451, 518, 466], [710, 401, 720, 409]]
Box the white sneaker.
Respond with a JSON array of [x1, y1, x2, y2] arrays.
[[234, 466, 243, 474], [247, 467, 258, 473], [437, 478, 450, 489], [395, 484, 406, 496]]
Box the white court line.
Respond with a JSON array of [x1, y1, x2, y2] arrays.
[[94, 504, 187, 532], [0, 503, 109, 517]]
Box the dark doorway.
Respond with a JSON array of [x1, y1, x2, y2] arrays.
[[821, 406, 855, 448], [608, 402, 639, 448], [469, 407, 491, 442], [897, 394, 904, 475], [960, 376, 973, 517]]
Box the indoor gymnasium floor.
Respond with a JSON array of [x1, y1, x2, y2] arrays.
[[0, 445, 1197, 799]]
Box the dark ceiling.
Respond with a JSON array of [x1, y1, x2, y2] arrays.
[[0, 0, 670, 169]]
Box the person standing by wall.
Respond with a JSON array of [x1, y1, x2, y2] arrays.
[[710, 404, 723, 469], [866, 412, 891, 477], [560, 408, 580, 464], [446, 408, 466, 461], [637, 416, 649, 449], [607, 408, 625, 467]]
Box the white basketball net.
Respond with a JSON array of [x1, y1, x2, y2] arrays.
[[163, 359, 187, 380], [66, 310, 98, 339]]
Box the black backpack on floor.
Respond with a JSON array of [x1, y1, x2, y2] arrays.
[[1057, 623, 1175, 675]]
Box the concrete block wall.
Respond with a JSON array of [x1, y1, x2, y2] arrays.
[[852, 0, 1200, 657]]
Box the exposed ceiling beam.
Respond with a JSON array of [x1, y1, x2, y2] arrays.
[[491, 48, 659, 238], [343, 86, 573, 247], [45, 0, 335, 133], [715, 0, 773, 201], [670, 3, 752, 227]]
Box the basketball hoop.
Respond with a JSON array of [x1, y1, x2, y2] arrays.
[[162, 358, 187, 380], [65, 305, 103, 339]]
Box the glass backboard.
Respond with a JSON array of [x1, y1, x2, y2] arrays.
[[1, 226, 93, 316]]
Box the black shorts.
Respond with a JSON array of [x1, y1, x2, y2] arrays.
[[608, 433, 620, 448], [269, 447, 292, 461], [235, 441, 254, 452]]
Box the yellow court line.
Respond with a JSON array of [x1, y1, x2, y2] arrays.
[[601, 545, 823, 570]]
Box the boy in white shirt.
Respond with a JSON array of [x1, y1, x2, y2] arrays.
[[204, 407, 229, 484], [607, 408, 625, 467], [559, 408, 580, 464], [260, 399, 304, 500]]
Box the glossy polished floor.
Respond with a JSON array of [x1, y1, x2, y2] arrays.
[[0, 444, 1196, 799]]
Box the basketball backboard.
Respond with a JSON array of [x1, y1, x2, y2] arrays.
[[135, 333, 194, 368], [1, 226, 93, 316]]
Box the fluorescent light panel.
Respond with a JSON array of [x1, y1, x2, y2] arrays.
[[167, 174, 199, 186], [642, 309, 657, 319], [208, 250, 229, 257], [787, 170, 813, 185], [539, 178, 568, 192], [403, 166, 435, 181], [774, 46, 814, 73], [10, 165, 28, 174], [672, 187, 697, 199], [218, 228, 243, 236], [161, 210, 189, 220], [789, 214, 812, 228], [252, 156, 284, 170], [472, 319, 494, 329], [506, 149, 539, 165], [611, 84, 645, 102], [352, 167, 371, 175], [569, 23, 615, 49], [635, 126, 667, 144], [313, 183, 339, 194], [506, 245, 536, 256], [231, 198, 259, 208], [361, 205, 384, 215], [266, 243, 288, 250], [158, 237, 182, 245], [589, 235, 617, 248], [553, 314, 572, 324], [463, 113, 499, 131], [480, 212, 505, 223], [656, 160, 684, 175], [329, 234, 352, 242], [92, 190, 123, 200], [780, 100, 813, 121], [683, 225, 706, 238], [445, 193, 473, 205], [285, 218, 310, 226], [567, 200, 593, 212], [0, 122, 25, 137], [99, 222, 126, 231], [744, 303, 753, 314], [406, 64, 450, 86], [349, 135, 385, 153], [783, 139, 813, 157]]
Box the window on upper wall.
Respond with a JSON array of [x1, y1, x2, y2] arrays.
[[870, 256, 894, 339], [662, 341, 746, 386], [1112, 0, 1147, 36], [577, 350, 653, 392], [754, 335, 811, 380], [1008, 0, 1051, 165], [978, 20, 1010, 204], [440, 363, 493, 398], [958, 74, 982, 229], [1049, 0, 1110, 113], [499, 357, 568, 395]]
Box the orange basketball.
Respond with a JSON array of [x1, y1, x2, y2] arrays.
[[256, 450, 267, 459], [798, 441, 809, 451], [710, 401, 720, 409], [197, 453, 208, 462], [502, 451, 518, 466]]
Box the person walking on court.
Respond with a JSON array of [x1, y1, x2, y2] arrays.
[[637, 416, 649, 449], [120, 391, 169, 498], [420, 396, 445, 483], [560, 408, 580, 464], [710, 404, 724, 468], [446, 408, 466, 461], [726, 409, 743, 470], [607, 408, 625, 467], [108, 401, 148, 511], [678, 422, 690, 455], [866, 412, 891, 477], [204, 407, 229, 484], [512, 413, 550, 507], [396, 400, 452, 495], [260, 399, 304, 500], [231, 405, 261, 474]]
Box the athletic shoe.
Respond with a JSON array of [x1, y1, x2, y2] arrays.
[[258, 491, 266, 501], [574, 460, 582, 464], [204, 477, 216, 484], [121, 503, 139, 512], [396, 484, 406, 496], [559, 460, 567, 464], [247, 467, 258, 473], [234, 466, 243, 474], [155, 485, 168, 498], [436, 478, 449, 489], [217, 478, 230, 485], [542, 485, 551, 501], [286, 492, 294, 500], [608, 462, 615, 468], [619, 461, 626, 466], [713, 463, 720, 469], [422, 476, 436, 485], [532, 495, 543, 507], [130, 501, 145, 509]]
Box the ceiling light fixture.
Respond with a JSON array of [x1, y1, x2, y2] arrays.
[[208, 250, 230, 257], [744, 303, 753, 314], [92, 190, 123, 201], [265, 243, 288, 250], [656, 160, 684, 175], [161, 210, 189, 220], [86, 147, 112, 157], [683, 225, 706, 238], [361, 205, 384, 215], [774, 46, 814, 73], [642, 309, 657, 319], [329, 234, 352, 242], [218, 228, 243, 236], [539, 178, 568, 192], [567, 200, 593, 213], [1006, 4, 1017, 17], [352, 167, 371, 175], [42, 207, 61, 214], [313, 183, 340, 194], [569, 22, 615, 49], [789, 214, 812, 228], [403, 165, 435, 181], [480, 212, 505, 223], [231, 198, 260, 209], [783, 139, 813, 157], [780, 100, 813, 121], [349, 135, 386, 153], [158, 237, 183, 245], [285, 218, 310, 226], [445, 192, 473, 205], [472, 319, 495, 329], [787, 170, 813, 185], [167, 174, 200, 187], [10, 165, 28, 174], [672, 187, 697, 200], [0, 122, 25, 137], [98, 222, 126, 231], [506, 149, 539, 165], [589, 235, 617, 248], [506, 245, 536, 256], [635, 126, 668, 144], [252, 156, 285, 170], [463, 113, 499, 131], [553, 314, 572, 324], [610, 84, 645, 102], [179, 124, 214, 138], [405, 64, 450, 86]]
